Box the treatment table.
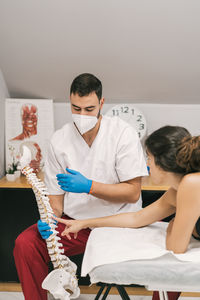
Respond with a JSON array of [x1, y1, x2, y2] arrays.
[[81, 222, 200, 300]]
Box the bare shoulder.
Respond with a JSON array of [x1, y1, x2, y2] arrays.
[[179, 173, 200, 190], [177, 173, 200, 204]]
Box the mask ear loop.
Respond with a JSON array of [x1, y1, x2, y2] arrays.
[[97, 109, 101, 119], [97, 98, 104, 119]]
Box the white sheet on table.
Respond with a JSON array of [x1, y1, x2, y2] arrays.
[[89, 254, 200, 292], [81, 222, 200, 276]]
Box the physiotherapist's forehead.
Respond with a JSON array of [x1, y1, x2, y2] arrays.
[[70, 92, 99, 108]]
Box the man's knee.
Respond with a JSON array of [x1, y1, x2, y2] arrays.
[[14, 224, 39, 259]]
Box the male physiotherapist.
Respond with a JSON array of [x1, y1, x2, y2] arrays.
[[14, 73, 148, 300]]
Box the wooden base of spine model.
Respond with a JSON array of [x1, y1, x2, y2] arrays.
[[20, 146, 80, 300]]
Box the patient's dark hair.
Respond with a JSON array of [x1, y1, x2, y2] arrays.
[[70, 73, 102, 101], [144, 125, 200, 175], [176, 136, 200, 174]]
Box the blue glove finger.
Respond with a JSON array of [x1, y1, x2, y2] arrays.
[[58, 184, 70, 192], [37, 220, 53, 239], [66, 168, 79, 175], [56, 174, 67, 179], [57, 183, 72, 190], [56, 177, 72, 185], [37, 219, 47, 226], [58, 169, 92, 194], [60, 186, 70, 192], [42, 231, 53, 239], [56, 173, 73, 179], [57, 178, 66, 182], [40, 231, 52, 239], [38, 224, 51, 231], [38, 223, 51, 229], [40, 226, 51, 232], [42, 231, 53, 237], [59, 181, 71, 187], [57, 178, 71, 184], [37, 220, 51, 230]]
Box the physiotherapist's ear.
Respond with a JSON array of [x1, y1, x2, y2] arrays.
[[100, 98, 105, 109]]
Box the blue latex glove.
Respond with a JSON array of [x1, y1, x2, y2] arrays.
[[56, 168, 92, 194], [37, 219, 53, 239]]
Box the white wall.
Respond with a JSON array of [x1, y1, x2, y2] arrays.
[[0, 70, 9, 178], [1, 100, 199, 176], [54, 102, 200, 137], [1, 0, 200, 104]]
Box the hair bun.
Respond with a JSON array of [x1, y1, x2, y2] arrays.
[[176, 136, 200, 173]]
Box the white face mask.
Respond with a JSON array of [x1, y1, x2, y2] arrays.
[[72, 114, 98, 135]]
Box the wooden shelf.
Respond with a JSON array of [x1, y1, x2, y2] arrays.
[[0, 172, 44, 188], [141, 176, 169, 191], [0, 173, 169, 191]]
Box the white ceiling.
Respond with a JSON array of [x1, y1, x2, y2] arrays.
[[0, 0, 200, 104]]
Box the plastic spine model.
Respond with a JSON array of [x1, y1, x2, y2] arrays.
[[20, 146, 80, 300]]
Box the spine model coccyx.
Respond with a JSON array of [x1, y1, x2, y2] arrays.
[[20, 146, 80, 300]]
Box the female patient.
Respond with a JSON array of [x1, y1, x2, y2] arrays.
[[55, 125, 200, 300]]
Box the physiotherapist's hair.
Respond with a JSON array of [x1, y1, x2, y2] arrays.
[[70, 73, 102, 101], [145, 125, 193, 175]]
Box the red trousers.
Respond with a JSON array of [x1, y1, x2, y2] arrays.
[[13, 215, 91, 300], [152, 291, 181, 300]]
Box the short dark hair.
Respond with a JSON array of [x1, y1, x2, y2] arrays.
[[145, 125, 191, 174], [70, 73, 102, 101]]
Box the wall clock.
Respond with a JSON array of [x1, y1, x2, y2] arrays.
[[105, 104, 147, 140]]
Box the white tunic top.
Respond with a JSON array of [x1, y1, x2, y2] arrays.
[[44, 115, 148, 219]]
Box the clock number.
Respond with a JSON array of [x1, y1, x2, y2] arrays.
[[112, 109, 119, 116], [107, 104, 147, 140], [121, 106, 129, 113]]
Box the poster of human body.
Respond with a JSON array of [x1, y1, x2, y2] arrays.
[[5, 99, 54, 173]]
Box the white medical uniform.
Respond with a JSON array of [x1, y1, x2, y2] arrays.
[[44, 115, 148, 219]]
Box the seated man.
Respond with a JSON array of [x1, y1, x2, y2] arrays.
[[14, 73, 148, 300]]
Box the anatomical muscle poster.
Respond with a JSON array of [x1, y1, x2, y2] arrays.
[[5, 99, 54, 173]]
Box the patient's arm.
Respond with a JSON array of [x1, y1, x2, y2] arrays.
[[166, 174, 200, 253], [54, 188, 176, 239]]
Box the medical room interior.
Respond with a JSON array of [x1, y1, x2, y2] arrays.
[[1, 1, 200, 300]]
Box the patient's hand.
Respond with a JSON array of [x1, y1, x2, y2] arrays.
[[53, 216, 86, 240]]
